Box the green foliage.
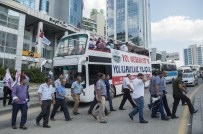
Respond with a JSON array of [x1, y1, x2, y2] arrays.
[[0, 68, 6, 80], [25, 68, 46, 83], [100, 9, 104, 15]]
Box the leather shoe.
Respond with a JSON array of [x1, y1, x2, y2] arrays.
[[66, 118, 73, 121], [36, 120, 40, 126], [43, 125, 51, 128], [110, 109, 117, 111], [50, 118, 55, 121], [171, 116, 179, 119], [12, 126, 17, 129], [19, 126, 27, 130], [151, 115, 159, 118], [140, 120, 148, 123], [99, 120, 107, 124], [162, 117, 170, 121], [128, 114, 133, 120], [119, 108, 126, 110]]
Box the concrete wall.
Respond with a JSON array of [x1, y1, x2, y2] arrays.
[[91, 13, 105, 37]]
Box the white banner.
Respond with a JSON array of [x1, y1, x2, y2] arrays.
[[42, 36, 51, 46]]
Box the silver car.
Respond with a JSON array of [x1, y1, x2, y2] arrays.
[[182, 73, 198, 86]]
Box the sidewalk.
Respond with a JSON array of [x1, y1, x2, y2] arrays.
[[192, 93, 203, 134]]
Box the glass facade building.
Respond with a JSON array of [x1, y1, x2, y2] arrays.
[[106, 0, 151, 48], [69, 0, 83, 28], [14, 0, 35, 9]]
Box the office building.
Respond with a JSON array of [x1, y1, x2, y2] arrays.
[[184, 45, 203, 65], [106, 0, 151, 48], [0, 0, 80, 70], [82, 17, 97, 34]]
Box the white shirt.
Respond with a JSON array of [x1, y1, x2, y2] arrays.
[[54, 79, 61, 88], [120, 44, 128, 52], [123, 77, 130, 89], [133, 78, 144, 99], [38, 83, 54, 101]]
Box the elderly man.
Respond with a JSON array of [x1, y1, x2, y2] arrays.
[[71, 76, 85, 115], [36, 77, 55, 128]]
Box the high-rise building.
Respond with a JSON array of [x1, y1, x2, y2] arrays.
[[184, 45, 203, 65], [106, 0, 151, 48], [82, 17, 97, 34], [0, 0, 80, 70], [91, 13, 105, 37]]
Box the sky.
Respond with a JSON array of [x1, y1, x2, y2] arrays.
[[83, 0, 203, 66]]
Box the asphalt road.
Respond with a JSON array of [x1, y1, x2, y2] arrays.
[[0, 80, 202, 134]]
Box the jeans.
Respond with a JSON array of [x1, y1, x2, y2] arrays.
[[50, 98, 70, 120], [11, 102, 28, 126], [151, 95, 166, 119], [36, 100, 52, 125], [129, 96, 144, 122], [107, 95, 114, 110]]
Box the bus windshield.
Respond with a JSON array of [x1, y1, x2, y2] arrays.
[[55, 34, 88, 57], [152, 64, 160, 71]]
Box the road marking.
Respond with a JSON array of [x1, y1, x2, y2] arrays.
[[178, 83, 203, 134]]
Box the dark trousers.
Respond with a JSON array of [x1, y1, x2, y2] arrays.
[[88, 96, 108, 114], [162, 92, 172, 116], [3, 86, 12, 106], [36, 100, 52, 125], [54, 92, 63, 111], [107, 95, 114, 110], [172, 95, 195, 116], [50, 98, 70, 120], [151, 95, 166, 119], [119, 89, 136, 109], [11, 103, 28, 126], [27, 85, 30, 101]]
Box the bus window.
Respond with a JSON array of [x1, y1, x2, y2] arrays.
[[53, 65, 86, 88], [55, 34, 88, 57], [88, 64, 112, 85], [152, 64, 160, 71]]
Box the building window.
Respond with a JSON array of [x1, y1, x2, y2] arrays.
[[39, 0, 49, 13]]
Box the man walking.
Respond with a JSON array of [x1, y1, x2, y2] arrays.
[[128, 73, 148, 123], [36, 78, 55, 128], [150, 71, 170, 121], [50, 78, 72, 121], [161, 71, 172, 116], [171, 73, 198, 119], [71, 76, 85, 115], [11, 77, 28, 129], [21, 70, 30, 101], [3, 69, 13, 106], [119, 74, 137, 110], [105, 74, 116, 111], [92, 73, 107, 123]]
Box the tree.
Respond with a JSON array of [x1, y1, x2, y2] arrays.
[[91, 8, 98, 16], [100, 9, 104, 15]]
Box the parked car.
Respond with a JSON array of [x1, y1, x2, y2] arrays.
[[0, 81, 4, 99], [182, 73, 198, 86]]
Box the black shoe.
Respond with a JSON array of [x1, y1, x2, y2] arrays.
[[19, 126, 27, 130], [36, 120, 40, 126], [171, 116, 179, 119], [3, 104, 6, 107], [43, 125, 51, 128], [12, 126, 17, 129], [162, 117, 170, 121], [88, 111, 92, 115], [151, 115, 159, 118], [193, 110, 198, 114], [140, 120, 148, 123], [99, 120, 107, 124], [148, 104, 152, 110], [133, 105, 138, 108], [8, 103, 11, 105], [110, 109, 117, 111], [119, 108, 126, 110], [73, 112, 80, 115], [66, 118, 73, 121], [50, 118, 55, 121], [128, 114, 133, 120]]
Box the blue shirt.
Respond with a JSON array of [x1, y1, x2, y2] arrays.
[[56, 86, 66, 99], [104, 80, 110, 96], [12, 84, 28, 104], [150, 76, 163, 95], [71, 81, 83, 94]]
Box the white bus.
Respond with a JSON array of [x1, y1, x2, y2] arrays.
[[53, 32, 151, 103], [151, 61, 178, 83]]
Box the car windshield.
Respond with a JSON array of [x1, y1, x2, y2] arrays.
[[55, 34, 88, 57], [183, 74, 193, 78]]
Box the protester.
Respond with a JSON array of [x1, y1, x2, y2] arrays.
[[3, 69, 13, 106], [89, 38, 95, 49], [36, 77, 55, 128], [97, 38, 106, 49], [50, 79, 72, 121], [95, 37, 101, 47], [106, 39, 114, 49], [128, 73, 148, 123], [11, 76, 28, 130], [92, 73, 107, 123], [104, 74, 116, 111], [55, 74, 63, 89], [171, 73, 198, 119], [21, 70, 30, 101], [161, 71, 172, 116], [120, 42, 129, 52], [150, 71, 170, 121], [71, 76, 85, 115], [119, 74, 137, 110]]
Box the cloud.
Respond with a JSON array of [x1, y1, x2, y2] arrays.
[[151, 16, 203, 42], [83, 0, 106, 18]]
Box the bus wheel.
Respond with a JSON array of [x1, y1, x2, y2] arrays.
[[110, 85, 116, 98]]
